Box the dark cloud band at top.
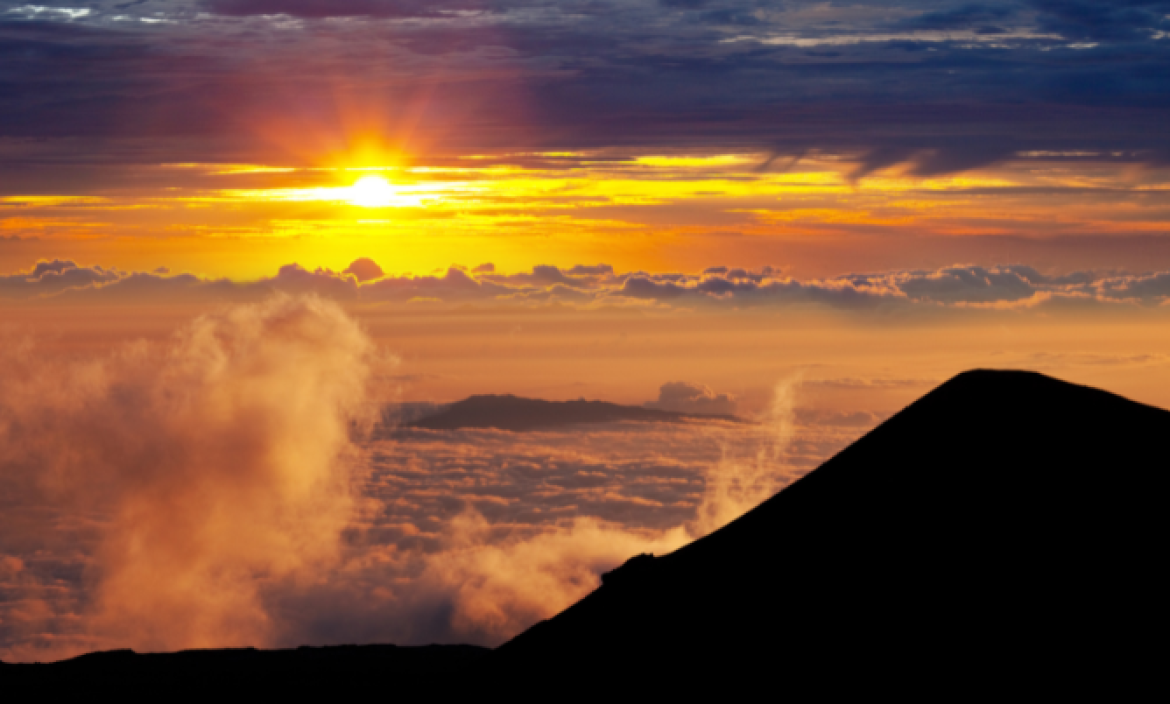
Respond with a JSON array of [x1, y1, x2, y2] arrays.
[[201, 0, 491, 18], [1, 0, 1170, 174]]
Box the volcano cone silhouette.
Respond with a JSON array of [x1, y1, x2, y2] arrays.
[[498, 370, 1167, 686]]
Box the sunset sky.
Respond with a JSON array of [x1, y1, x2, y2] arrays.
[[3, 0, 1170, 663]]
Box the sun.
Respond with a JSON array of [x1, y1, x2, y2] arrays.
[[347, 174, 396, 208]]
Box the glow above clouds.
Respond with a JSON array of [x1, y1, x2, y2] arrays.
[[0, 296, 825, 661], [4, 152, 1168, 280]]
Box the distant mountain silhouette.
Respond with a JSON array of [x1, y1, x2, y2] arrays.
[[406, 394, 745, 431], [7, 371, 1165, 694], [1, 644, 486, 694], [496, 370, 1168, 691]]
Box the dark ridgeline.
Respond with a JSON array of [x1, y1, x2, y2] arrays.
[[4, 370, 1165, 695], [496, 369, 1168, 692], [0, 644, 488, 694], [406, 394, 745, 431]]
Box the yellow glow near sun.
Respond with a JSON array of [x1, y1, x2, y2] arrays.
[[348, 175, 397, 207]]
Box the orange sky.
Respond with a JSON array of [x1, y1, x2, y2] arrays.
[[4, 151, 1170, 279], [6, 143, 1170, 413]]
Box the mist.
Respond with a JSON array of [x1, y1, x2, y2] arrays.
[[0, 296, 817, 662], [0, 295, 375, 658]]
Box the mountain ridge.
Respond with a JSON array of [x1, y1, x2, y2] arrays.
[[495, 369, 1169, 689], [405, 393, 747, 431]]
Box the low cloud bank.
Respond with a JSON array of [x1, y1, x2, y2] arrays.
[[0, 295, 376, 658], [0, 297, 828, 662], [7, 259, 1170, 312]]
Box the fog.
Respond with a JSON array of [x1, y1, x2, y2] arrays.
[[0, 296, 857, 661]]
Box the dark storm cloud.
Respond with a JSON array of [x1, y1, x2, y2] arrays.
[[1029, 0, 1170, 41], [908, 144, 1019, 178], [0, 15, 227, 143], [2, 1, 1170, 176], [849, 147, 919, 183], [896, 3, 1018, 30], [201, 0, 492, 18]]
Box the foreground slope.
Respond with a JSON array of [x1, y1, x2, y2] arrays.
[[0, 645, 486, 690], [498, 370, 1168, 684]]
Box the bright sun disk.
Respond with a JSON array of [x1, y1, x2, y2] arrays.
[[348, 175, 396, 207]]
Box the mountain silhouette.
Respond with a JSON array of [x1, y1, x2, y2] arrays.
[[5, 370, 1165, 694], [496, 369, 1168, 691], [0, 644, 486, 695], [406, 394, 744, 431]]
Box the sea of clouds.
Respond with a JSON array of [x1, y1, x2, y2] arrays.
[[0, 295, 864, 662]]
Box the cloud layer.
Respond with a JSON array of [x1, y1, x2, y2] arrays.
[[646, 381, 738, 416], [8, 258, 1170, 312], [0, 295, 376, 657], [0, 300, 858, 661]]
